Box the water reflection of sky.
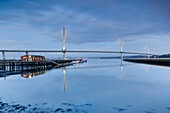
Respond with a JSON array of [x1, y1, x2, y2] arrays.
[[0, 59, 170, 113]]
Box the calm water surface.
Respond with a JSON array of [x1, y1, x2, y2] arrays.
[[0, 59, 170, 113]]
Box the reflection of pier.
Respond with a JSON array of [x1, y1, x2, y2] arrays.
[[0, 65, 54, 78], [21, 66, 54, 78], [0, 59, 80, 78], [0, 58, 86, 94]]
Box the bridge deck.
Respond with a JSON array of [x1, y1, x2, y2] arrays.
[[0, 50, 156, 55]]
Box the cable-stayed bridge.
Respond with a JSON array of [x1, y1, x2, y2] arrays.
[[0, 27, 156, 60], [0, 50, 155, 54]]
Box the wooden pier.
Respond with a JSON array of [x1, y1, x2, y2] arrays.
[[0, 58, 86, 78], [0, 58, 84, 72]]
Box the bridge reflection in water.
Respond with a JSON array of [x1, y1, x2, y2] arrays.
[[21, 70, 46, 78], [0, 61, 73, 93], [0, 59, 140, 93], [0, 65, 55, 78]]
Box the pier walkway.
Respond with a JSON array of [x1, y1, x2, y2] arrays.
[[0, 58, 83, 72]]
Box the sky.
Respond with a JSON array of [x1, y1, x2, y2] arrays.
[[0, 0, 170, 57]]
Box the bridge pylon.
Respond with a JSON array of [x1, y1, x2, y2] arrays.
[[63, 27, 66, 59], [2, 51, 5, 60], [120, 36, 123, 60], [148, 42, 150, 59], [63, 27, 66, 51], [26, 51, 29, 56], [121, 36, 123, 53]]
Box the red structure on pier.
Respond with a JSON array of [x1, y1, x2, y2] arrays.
[[21, 55, 45, 62]]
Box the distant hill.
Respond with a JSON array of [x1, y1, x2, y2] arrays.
[[153, 54, 170, 58], [87, 55, 148, 59], [87, 54, 170, 59], [66, 54, 170, 59]]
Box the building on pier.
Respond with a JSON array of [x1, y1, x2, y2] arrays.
[[21, 55, 45, 62]]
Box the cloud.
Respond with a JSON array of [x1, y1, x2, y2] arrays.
[[0, 0, 170, 50], [0, 40, 16, 44]]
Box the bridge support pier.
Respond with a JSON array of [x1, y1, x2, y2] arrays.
[[26, 51, 29, 55], [121, 53, 123, 61], [148, 43, 150, 59], [2, 51, 5, 60], [63, 52, 66, 59]]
